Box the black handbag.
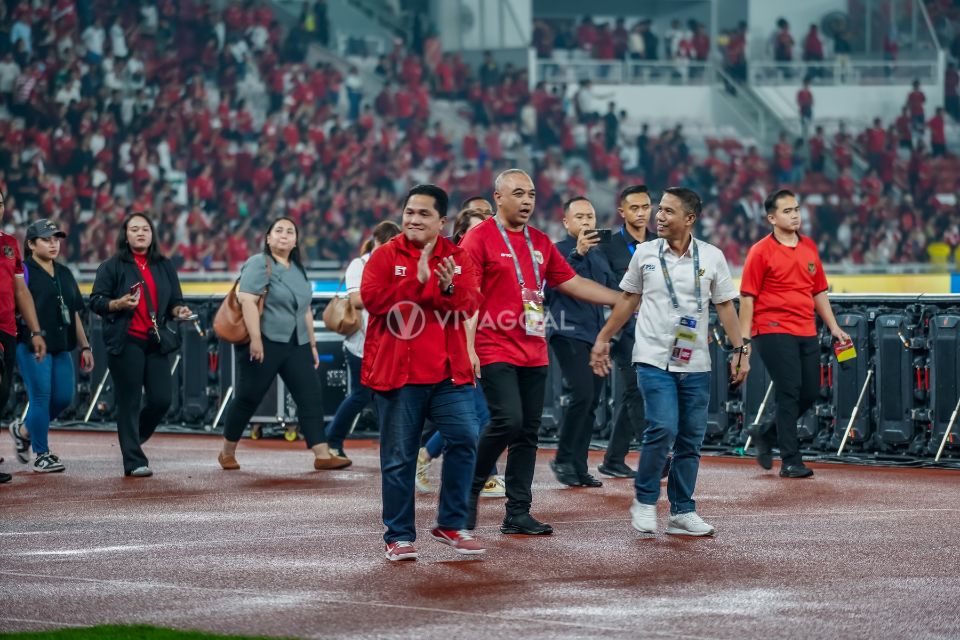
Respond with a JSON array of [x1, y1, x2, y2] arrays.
[[128, 263, 182, 355]]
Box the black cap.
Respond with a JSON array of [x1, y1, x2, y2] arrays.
[[26, 219, 66, 241]]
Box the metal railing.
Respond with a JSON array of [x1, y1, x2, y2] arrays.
[[533, 58, 716, 86], [748, 60, 941, 86]]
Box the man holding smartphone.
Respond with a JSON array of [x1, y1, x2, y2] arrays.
[[547, 196, 616, 488]]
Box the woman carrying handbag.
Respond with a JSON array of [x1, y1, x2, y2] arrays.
[[217, 217, 350, 471], [90, 213, 193, 477]]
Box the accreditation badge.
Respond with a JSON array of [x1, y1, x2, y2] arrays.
[[521, 286, 546, 337], [670, 315, 698, 364]]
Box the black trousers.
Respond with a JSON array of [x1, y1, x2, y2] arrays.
[[108, 338, 172, 474], [0, 331, 17, 412], [551, 336, 603, 475], [472, 363, 547, 517], [223, 338, 326, 447], [754, 333, 820, 465], [605, 329, 645, 465]]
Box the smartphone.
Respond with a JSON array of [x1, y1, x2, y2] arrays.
[[129, 282, 142, 297], [591, 229, 612, 244]]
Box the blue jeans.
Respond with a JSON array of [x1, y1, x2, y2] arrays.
[[325, 350, 373, 451], [16, 345, 75, 455], [376, 380, 477, 543], [634, 364, 711, 515], [424, 386, 497, 474]]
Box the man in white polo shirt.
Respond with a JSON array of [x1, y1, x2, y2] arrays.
[[590, 187, 750, 536]]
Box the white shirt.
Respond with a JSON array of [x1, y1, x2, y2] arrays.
[[0, 60, 21, 93], [620, 237, 737, 372], [110, 23, 128, 58], [342, 254, 370, 358], [82, 25, 105, 56]]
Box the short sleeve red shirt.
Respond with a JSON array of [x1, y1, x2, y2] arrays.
[[740, 234, 828, 337], [0, 233, 24, 337], [460, 218, 576, 367]]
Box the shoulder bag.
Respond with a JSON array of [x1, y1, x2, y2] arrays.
[[322, 274, 362, 336], [213, 255, 271, 344], [129, 262, 182, 355]]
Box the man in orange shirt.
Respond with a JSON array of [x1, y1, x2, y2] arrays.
[[738, 189, 849, 478]]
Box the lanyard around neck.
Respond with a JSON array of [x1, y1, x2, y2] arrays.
[[658, 237, 701, 314], [621, 225, 642, 256], [496, 219, 541, 291]]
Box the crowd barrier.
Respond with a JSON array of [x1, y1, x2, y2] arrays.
[[15, 294, 960, 464]]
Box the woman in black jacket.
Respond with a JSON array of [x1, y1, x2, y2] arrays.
[[90, 213, 193, 477]]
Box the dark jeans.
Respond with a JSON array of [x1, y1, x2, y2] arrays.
[[605, 328, 645, 465], [108, 338, 172, 474], [424, 385, 497, 476], [223, 338, 326, 447], [754, 333, 820, 465], [472, 363, 548, 517], [551, 335, 604, 475], [325, 349, 373, 451], [16, 345, 75, 454], [376, 380, 477, 543], [0, 330, 17, 413], [634, 365, 711, 514]]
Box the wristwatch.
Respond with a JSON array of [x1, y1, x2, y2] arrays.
[[29, 330, 43, 338], [442, 282, 455, 296]]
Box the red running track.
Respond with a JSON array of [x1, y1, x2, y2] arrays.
[[0, 432, 958, 639]]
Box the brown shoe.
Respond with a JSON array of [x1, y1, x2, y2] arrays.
[[218, 453, 240, 470], [314, 454, 352, 470]]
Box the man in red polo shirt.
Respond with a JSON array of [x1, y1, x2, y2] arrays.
[[460, 169, 619, 535], [738, 189, 848, 478], [0, 191, 47, 484], [361, 184, 485, 561]]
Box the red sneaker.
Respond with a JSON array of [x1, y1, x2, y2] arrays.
[[430, 528, 486, 555], [384, 541, 418, 562]]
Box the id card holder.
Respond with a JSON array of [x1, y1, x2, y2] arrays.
[[58, 296, 70, 326], [670, 315, 698, 364], [521, 287, 546, 338]]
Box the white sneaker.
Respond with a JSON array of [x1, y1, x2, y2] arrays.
[[630, 499, 657, 533], [666, 511, 716, 537], [480, 474, 506, 498], [415, 448, 434, 493], [129, 466, 153, 477]]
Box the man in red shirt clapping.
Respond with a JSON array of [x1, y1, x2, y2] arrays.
[[460, 169, 619, 535], [738, 189, 849, 478], [361, 184, 486, 562]]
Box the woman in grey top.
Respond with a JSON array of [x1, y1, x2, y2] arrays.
[[218, 217, 350, 471]]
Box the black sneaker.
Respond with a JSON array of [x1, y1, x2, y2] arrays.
[[8, 420, 30, 464], [32, 452, 65, 474], [779, 463, 814, 478], [577, 473, 603, 488], [598, 462, 636, 478], [754, 432, 773, 470], [0, 471, 11, 483], [500, 512, 553, 535], [550, 460, 581, 487]]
